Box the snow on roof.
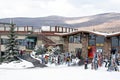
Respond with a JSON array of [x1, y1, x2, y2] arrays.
[[54, 32, 70, 35], [107, 31, 120, 36], [55, 30, 120, 37], [86, 30, 108, 36], [87, 30, 120, 37]]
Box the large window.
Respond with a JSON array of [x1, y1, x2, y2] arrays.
[[69, 36, 74, 43], [88, 34, 105, 46], [1, 38, 25, 46], [69, 34, 81, 43], [1, 38, 8, 45], [89, 40, 95, 46], [88, 34, 96, 46], [96, 36, 105, 44], [119, 36, 120, 47], [89, 34, 96, 39], [25, 37, 37, 49], [111, 37, 119, 47], [16, 39, 25, 46], [74, 34, 81, 43]]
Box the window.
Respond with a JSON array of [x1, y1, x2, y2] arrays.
[[1, 38, 26, 46], [74, 34, 81, 43], [89, 34, 96, 39], [25, 38, 36, 49], [1, 38, 23, 45], [69, 36, 74, 43], [89, 40, 95, 46], [96, 36, 105, 44], [88, 34, 96, 46], [17, 39, 25, 46], [1, 38, 8, 45], [119, 36, 120, 46], [111, 37, 118, 47]]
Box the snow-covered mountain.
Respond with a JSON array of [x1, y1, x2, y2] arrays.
[[0, 12, 120, 32]]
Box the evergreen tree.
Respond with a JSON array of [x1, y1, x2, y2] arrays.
[[2, 23, 19, 62]]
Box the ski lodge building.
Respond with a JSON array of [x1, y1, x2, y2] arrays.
[[0, 23, 120, 59]]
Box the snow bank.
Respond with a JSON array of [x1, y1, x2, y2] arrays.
[[0, 59, 34, 69]]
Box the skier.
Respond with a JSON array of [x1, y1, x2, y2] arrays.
[[115, 53, 119, 66], [58, 55, 61, 65], [107, 48, 119, 71], [104, 57, 108, 67], [66, 53, 71, 66], [41, 55, 45, 64]]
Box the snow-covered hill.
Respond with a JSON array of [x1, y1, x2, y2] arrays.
[[1, 12, 120, 32]]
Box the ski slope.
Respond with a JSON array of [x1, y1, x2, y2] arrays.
[[0, 62, 120, 80]]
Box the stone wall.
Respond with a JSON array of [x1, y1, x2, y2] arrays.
[[81, 34, 88, 59], [104, 37, 111, 56], [68, 43, 82, 53]]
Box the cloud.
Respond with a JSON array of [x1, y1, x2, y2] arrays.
[[109, 0, 120, 4], [0, 0, 76, 18], [0, 0, 120, 18]]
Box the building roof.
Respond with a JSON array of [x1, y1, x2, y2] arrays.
[[55, 30, 120, 37]]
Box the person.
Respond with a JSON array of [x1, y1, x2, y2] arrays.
[[19, 50, 23, 57], [94, 57, 98, 70], [115, 53, 119, 66], [66, 53, 71, 66], [45, 55, 49, 64], [104, 57, 108, 67], [84, 57, 88, 69], [58, 55, 61, 65], [107, 49, 119, 71], [93, 53, 98, 70], [41, 55, 45, 64], [91, 59, 94, 69]]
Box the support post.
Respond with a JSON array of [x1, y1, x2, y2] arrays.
[[0, 35, 1, 63]]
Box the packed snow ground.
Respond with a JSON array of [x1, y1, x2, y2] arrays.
[[0, 61, 120, 80]]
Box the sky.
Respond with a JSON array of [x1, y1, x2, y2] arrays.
[[0, 0, 120, 18]]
